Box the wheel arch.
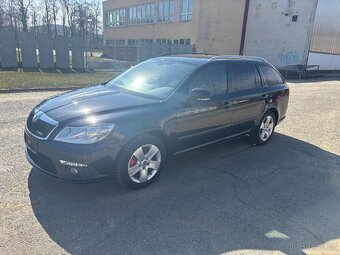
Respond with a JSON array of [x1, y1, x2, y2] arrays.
[[144, 130, 172, 154], [120, 129, 171, 158], [257, 107, 279, 126], [267, 107, 279, 124]]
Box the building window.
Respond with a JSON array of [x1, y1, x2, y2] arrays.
[[128, 3, 155, 25], [106, 40, 114, 46], [139, 39, 154, 44], [158, 0, 175, 22], [179, 39, 185, 45], [106, 8, 126, 27], [185, 39, 191, 45], [156, 38, 167, 44], [116, 39, 126, 46], [180, 0, 193, 21], [128, 39, 137, 46]]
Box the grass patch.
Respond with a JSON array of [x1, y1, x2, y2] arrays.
[[0, 70, 118, 89]]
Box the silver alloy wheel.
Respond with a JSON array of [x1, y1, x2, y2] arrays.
[[128, 144, 161, 183], [259, 116, 274, 142]]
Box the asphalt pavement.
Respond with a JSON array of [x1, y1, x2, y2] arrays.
[[0, 79, 339, 255]]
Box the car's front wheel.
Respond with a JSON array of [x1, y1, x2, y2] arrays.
[[251, 111, 276, 145], [115, 134, 166, 189]]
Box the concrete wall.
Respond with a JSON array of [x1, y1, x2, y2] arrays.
[[55, 35, 70, 69], [308, 52, 340, 70], [244, 0, 318, 68], [71, 36, 85, 69], [195, 0, 245, 55], [20, 32, 38, 68], [0, 31, 17, 68], [0, 32, 84, 69], [37, 33, 54, 69]]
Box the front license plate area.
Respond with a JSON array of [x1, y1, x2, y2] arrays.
[[25, 132, 39, 154]]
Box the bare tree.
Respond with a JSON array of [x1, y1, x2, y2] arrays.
[[51, 0, 59, 34], [60, 0, 76, 35], [41, 0, 52, 33], [60, 4, 67, 35], [14, 0, 32, 32], [0, 0, 6, 28], [29, 1, 40, 32], [4, 0, 18, 31], [90, 0, 101, 40]]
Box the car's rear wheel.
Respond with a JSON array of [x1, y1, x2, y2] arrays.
[[251, 111, 276, 145], [115, 134, 166, 189]]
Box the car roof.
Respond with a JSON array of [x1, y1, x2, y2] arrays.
[[154, 56, 210, 66], [154, 55, 270, 67]]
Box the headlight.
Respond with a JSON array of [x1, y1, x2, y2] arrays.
[[54, 124, 115, 144]]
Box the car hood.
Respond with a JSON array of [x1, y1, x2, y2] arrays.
[[37, 85, 157, 122]]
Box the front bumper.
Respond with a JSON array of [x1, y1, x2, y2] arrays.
[[24, 129, 122, 182]]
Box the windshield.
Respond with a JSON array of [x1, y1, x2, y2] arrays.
[[106, 58, 197, 99]]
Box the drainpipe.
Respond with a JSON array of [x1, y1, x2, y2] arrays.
[[239, 0, 250, 56]]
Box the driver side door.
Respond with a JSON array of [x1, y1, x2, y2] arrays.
[[175, 62, 235, 151]]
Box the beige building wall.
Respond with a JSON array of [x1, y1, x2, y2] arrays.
[[103, 0, 246, 55]]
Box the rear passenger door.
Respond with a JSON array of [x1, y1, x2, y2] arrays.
[[227, 61, 267, 132]]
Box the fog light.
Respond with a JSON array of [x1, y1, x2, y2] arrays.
[[60, 160, 88, 167]]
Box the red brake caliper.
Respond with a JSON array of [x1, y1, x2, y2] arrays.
[[129, 155, 138, 167]]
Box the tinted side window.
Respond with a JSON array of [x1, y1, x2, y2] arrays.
[[260, 65, 284, 86], [231, 62, 257, 92], [189, 64, 228, 97]]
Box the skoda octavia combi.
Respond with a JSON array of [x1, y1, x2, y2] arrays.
[[25, 56, 289, 189]]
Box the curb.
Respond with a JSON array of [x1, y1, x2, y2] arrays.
[[0, 86, 84, 94]]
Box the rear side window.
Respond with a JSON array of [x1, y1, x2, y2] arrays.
[[189, 64, 228, 97], [231, 62, 257, 92], [260, 65, 284, 86]]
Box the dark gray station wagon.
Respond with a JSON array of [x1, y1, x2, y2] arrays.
[[25, 56, 289, 189]]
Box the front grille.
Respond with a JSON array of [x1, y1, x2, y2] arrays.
[[27, 148, 57, 174], [27, 110, 57, 138]]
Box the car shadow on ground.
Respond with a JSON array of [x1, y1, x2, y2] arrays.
[[28, 133, 340, 255]]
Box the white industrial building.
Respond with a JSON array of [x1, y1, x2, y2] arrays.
[[102, 0, 340, 71], [243, 0, 340, 71]]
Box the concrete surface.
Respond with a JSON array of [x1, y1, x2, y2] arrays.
[[0, 79, 339, 255]]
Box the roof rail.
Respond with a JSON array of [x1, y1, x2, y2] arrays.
[[209, 55, 269, 63], [160, 52, 218, 57]]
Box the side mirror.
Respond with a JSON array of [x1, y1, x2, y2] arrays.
[[190, 88, 211, 101]]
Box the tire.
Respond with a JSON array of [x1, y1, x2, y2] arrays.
[[115, 134, 166, 189], [250, 111, 277, 146]]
